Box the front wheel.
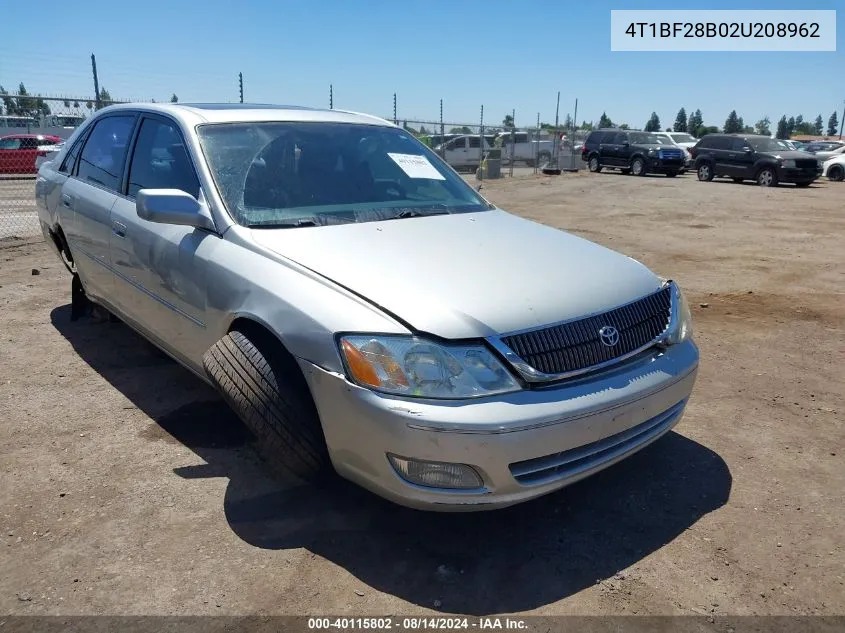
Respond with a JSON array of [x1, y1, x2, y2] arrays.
[[631, 157, 646, 176], [757, 167, 778, 187], [697, 163, 714, 181], [827, 165, 844, 181], [203, 329, 329, 480], [588, 155, 602, 172]]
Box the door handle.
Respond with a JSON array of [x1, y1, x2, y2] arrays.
[[112, 221, 127, 239], [61, 194, 74, 208]]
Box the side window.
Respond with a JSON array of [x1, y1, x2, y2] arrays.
[[20, 138, 39, 149], [127, 118, 199, 198], [0, 138, 21, 150], [60, 132, 89, 174], [77, 115, 135, 191], [731, 138, 749, 151], [611, 132, 627, 144], [468, 136, 481, 149]]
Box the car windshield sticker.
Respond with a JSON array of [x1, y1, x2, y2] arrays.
[[387, 153, 445, 180]]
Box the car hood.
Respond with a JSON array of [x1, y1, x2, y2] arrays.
[[251, 210, 661, 339], [759, 150, 814, 160]]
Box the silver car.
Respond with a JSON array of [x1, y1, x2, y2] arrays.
[[35, 104, 699, 511]]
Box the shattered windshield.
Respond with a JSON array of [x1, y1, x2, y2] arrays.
[[197, 122, 492, 227]]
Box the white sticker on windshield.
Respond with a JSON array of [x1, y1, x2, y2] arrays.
[[388, 153, 446, 180]]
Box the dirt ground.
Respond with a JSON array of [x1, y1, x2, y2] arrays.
[[1, 172, 843, 617]]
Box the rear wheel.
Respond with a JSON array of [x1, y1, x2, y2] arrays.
[[203, 328, 329, 480], [827, 165, 844, 181], [756, 167, 777, 187], [631, 157, 646, 176], [697, 163, 714, 181], [588, 155, 602, 172]]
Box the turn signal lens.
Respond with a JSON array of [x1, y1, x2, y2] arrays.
[[340, 338, 381, 387]]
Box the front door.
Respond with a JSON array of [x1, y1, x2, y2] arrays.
[[724, 137, 755, 178], [446, 137, 468, 167], [109, 114, 213, 366]]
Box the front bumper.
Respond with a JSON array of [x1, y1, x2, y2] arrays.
[[779, 167, 821, 183], [299, 340, 699, 511], [648, 158, 684, 174]]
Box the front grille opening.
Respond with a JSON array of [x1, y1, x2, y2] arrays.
[[502, 286, 671, 377]]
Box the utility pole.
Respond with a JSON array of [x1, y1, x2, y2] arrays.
[[329, 84, 333, 109], [393, 93, 397, 125], [439, 99, 444, 158], [91, 54, 101, 110], [510, 108, 515, 178], [535, 112, 540, 174], [479, 104, 484, 184], [840, 100, 844, 139], [238, 72, 244, 104], [553, 90, 561, 167]]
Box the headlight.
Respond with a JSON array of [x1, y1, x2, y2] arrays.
[[781, 159, 796, 168], [662, 283, 694, 345], [648, 148, 658, 156], [338, 335, 520, 398]]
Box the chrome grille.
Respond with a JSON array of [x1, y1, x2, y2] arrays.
[[500, 286, 672, 378], [509, 400, 686, 486], [795, 158, 819, 169]]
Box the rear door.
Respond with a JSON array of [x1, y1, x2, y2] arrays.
[[710, 137, 734, 176], [467, 135, 483, 167], [60, 114, 137, 302]]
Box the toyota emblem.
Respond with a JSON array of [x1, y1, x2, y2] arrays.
[[599, 325, 620, 347]]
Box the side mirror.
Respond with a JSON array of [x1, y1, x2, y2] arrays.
[[136, 189, 215, 231], [743, 147, 753, 153]]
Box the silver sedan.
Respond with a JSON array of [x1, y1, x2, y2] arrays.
[[36, 103, 698, 510]]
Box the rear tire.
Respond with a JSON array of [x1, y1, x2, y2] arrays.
[[588, 155, 602, 172], [203, 329, 329, 480], [697, 163, 714, 182], [827, 165, 844, 181], [756, 167, 777, 187]]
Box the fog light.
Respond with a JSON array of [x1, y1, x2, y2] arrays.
[[388, 454, 483, 490]]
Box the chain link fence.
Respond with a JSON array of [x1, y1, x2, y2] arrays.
[[1, 97, 588, 243]]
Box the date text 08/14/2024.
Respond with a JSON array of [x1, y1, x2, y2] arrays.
[[307, 617, 528, 630]]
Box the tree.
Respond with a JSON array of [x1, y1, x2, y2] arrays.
[[813, 115, 824, 136], [827, 111, 839, 136], [775, 115, 789, 139], [170, 93, 179, 103], [687, 109, 703, 136], [73, 100, 80, 109], [419, 125, 428, 134], [563, 114, 573, 129], [698, 125, 720, 136], [0, 85, 13, 115], [63, 100, 70, 108], [755, 116, 771, 136], [598, 112, 613, 128], [449, 126, 472, 134], [644, 112, 661, 132], [786, 116, 795, 136], [723, 110, 742, 134], [673, 107, 687, 132], [86, 101, 93, 110], [502, 113, 514, 128], [99, 87, 112, 103], [579, 121, 594, 131], [619, 123, 630, 129]]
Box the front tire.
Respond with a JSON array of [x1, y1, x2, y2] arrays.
[[697, 163, 714, 181], [203, 329, 329, 480], [588, 155, 602, 172], [757, 167, 777, 187], [631, 157, 646, 176], [828, 165, 844, 181]]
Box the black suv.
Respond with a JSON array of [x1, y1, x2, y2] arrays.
[[581, 129, 685, 177], [690, 134, 821, 187]]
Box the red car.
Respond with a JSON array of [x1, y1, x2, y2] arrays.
[[0, 134, 64, 174]]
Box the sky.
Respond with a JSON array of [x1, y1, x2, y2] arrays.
[[1, 0, 842, 130]]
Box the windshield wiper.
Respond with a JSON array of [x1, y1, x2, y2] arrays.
[[247, 218, 320, 229], [392, 205, 450, 219]]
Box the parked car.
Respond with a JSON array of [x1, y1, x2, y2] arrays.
[[655, 133, 693, 171], [0, 134, 63, 174], [822, 155, 845, 181], [495, 130, 555, 166], [800, 141, 844, 154], [435, 134, 494, 170], [35, 103, 698, 511], [661, 131, 698, 150], [691, 134, 821, 187], [812, 145, 845, 161], [581, 129, 686, 177]]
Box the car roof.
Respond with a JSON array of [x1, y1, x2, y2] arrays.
[[94, 102, 393, 128]]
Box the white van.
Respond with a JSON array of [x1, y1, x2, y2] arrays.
[[436, 135, 493, 170]]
